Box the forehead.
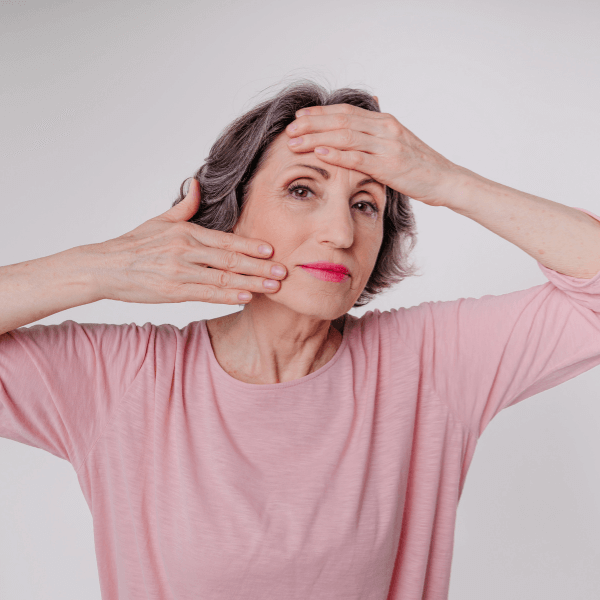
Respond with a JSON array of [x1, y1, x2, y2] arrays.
[[262, 131, 383, 188]]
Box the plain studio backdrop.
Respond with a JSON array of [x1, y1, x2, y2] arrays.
[[1, 0, 600, 598]]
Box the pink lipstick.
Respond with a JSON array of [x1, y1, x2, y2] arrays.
[[300, 262, 350, 283]]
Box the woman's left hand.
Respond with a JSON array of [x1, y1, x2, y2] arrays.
[[285, 103, 467, 208]]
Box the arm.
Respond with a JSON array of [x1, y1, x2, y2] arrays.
[[0, 180, 287, 337], [441, 168, 600, 280], [287, 103, 600, 436], [0, 181, 286, 464], [284, 103, 600, 279], [0, 245, 101, 336]]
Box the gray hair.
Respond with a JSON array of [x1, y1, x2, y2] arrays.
[[172, 79, 421, 307]]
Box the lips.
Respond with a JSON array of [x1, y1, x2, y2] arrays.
[[300, 262, 350, 283], [300, 262, 350, 275]]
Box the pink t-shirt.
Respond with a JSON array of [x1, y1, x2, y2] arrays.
[[2, 207, 600, 600]]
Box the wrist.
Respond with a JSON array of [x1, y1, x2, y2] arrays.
[[437, 166, 493, 213], [64, 244, 109, 304]]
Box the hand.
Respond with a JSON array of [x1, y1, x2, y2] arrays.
[[89, 179, 287, 305], [285, 103, 466, 207]]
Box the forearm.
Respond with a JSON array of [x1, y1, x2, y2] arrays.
[[444, 168, 600, 279], [0, 245, 103, 336]]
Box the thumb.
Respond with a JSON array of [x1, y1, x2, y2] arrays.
[[160, 177, 201, 222]]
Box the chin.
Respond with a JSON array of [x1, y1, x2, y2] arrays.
[[264, 287, 355, 321]]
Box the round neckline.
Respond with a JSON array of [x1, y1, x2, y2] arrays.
[[200, 314, 353, 391]]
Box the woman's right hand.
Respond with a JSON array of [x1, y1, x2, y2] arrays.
[[88, 179, 287, 305]]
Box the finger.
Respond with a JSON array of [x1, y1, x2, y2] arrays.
[[286, 113, 386, 140], [312, 146, 378, 174], [287, 129, 383, 155], [177, 283, 255, 306], [178, 264, 282, 294], [295, 103, 385, 119], [159, 178, 201, 223], [187, 243, 287, 281], [184, 226, 280, 264]]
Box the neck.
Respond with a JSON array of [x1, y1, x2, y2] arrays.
[[206, 298, 346, 385]]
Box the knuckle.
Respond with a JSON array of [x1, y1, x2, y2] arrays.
[[350, 152, 364, 168], [174, 221, 193, 236], [386, 115, 402, 135], [341, 128, 354, 145], [216, 269, 231, 288], [220, 232, 236, 250], [200, 286, 217, 302], [168, 239, 189, 255], [167, 226, 191, 243], [393, 139, 404, 155], [335, 114, 350, 128], [164, 281, 182, 299], [170, 262, 186, 277], [222, 250, 239, 270], [390, 123, 403, 137]]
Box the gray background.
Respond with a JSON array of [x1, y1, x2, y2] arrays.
[[1, 0, 600, 597]]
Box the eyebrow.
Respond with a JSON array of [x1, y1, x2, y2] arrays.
[[289, 164, 385, 190]]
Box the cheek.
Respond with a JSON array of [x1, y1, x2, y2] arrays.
[[250, 203, 301, 240], [361, 236, 384, 276], [364, 228, 384, 257]]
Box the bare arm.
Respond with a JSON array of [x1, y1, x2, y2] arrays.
[[0, 246, 102, 336], [0, 179, 287, 337], [444, 169, 600, 280]]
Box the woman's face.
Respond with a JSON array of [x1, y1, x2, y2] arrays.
[[232, 131, 386, 320]]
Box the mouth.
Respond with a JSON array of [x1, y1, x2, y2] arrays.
[[300, 262, 350, 275], [300, 262, 350, 283]]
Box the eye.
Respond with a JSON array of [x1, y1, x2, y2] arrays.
[[288, 183, 314, 199], [354, 200, 379, 216], [287, 183, 379, 216]]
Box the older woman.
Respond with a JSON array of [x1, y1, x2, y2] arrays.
[[2, 80, 600, 599]]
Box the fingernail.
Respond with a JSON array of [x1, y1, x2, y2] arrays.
[[315, 147, 329, 155], [297, 109, 310, 116], [271, 265, 286, 277], [288, 122, 298, 132], [258, 244, 272, 255], [263, 279, 279, 289], [288, 137, 303, 147], [238, 292, 252, 301]]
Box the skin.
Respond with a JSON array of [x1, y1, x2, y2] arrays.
[[203, 100, 465, 384], [206, 131, 387, 384], [206, 98, 600, 384], [3, 100, 596, 378]]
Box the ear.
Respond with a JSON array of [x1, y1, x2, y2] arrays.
[[373, 96, 379, 104]]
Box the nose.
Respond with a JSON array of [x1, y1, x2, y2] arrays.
[[315, 195, 355, 249]]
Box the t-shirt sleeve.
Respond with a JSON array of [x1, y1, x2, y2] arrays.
[[389, 207, 600, 437], [0, 320, 154, 469]]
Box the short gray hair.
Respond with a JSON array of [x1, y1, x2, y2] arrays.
[[172, 79, 420, 307]]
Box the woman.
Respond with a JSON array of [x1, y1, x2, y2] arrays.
[[1, 80, 600, 599]]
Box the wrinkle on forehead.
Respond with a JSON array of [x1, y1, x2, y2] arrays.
[[263, 132, 386, 198], [288, 163, 383, 191]]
